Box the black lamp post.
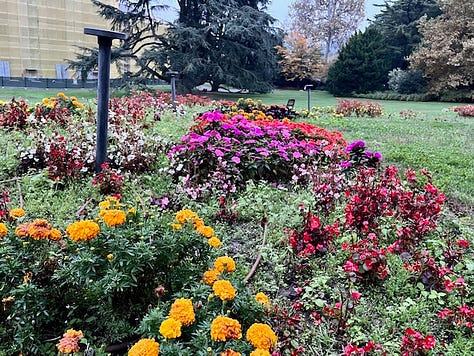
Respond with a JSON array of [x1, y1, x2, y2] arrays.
[[84, 28, 127, 173], [304, 84, 314, 112], [167, 71, 179, 112]]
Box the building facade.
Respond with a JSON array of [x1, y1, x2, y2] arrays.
[[0, 0, 118, 79]]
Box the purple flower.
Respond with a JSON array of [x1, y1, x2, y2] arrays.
[[215, 149, 224, 157], [340, 161, 352, 169], [231, 156, 241, 164], [345, 140, 365, 153], [292, 151, 303, 159], [374, 152, 382, 160]]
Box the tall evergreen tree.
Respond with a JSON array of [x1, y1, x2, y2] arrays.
[[70, 0, 282, 93], [158, 0, 282, 92], [372, 0, 441, 70], [326, 27, 390, 96]]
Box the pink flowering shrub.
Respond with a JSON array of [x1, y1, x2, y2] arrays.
[[453, 104, 474, 117], [336, 99, 383, 117], [167, 110, 346, 198]]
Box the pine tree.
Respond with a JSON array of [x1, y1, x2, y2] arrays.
[[326, 27, 390, 96]]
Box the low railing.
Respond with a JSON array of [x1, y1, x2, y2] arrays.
[[0, 76, 165, 89]]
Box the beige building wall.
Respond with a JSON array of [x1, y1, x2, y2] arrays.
[[0, 0, 120, 78]]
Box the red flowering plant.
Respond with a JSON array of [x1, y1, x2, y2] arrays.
[[92, 162, 125, 195], [0, 98, 30, 129], [45, 136, 85, 182], [439, 304, 474, 330], [287, 205, 340, 257], [344, 341, 387, 355], [400, 328, 436, 356], [342, 233, 389, 282], [0, 188, 10, 221]]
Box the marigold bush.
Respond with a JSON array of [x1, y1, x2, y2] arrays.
[[128, 338, 160, 356]]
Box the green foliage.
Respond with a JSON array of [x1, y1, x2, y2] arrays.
[[326, 27, 391, 96], [388, 68, 428, 94], [372, 0, 441, 70]]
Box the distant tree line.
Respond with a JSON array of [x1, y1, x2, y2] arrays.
[[70, 0, 474, 100]]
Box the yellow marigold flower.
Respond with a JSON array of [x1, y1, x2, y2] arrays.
[[99, 209, 127, 227], [171, 223, 183, 230], [9, 208, 25, 219], [99, 200, 111, 210], [250, 349, 271, 356], [210, 316, 242, 341], [246, 323, 277, 350], [15, 222, 31, 237], [70, 96, 77, 101], [169, 298, 195, 326], [159, 318, 182, 339], [57, 92, 67, 99], [73, 101, 84, 109], [42, 98, 50, 105], [214, 256, 236, 273], [175, 209, 198, 224], [66, 220, 100, 242], [57, 329, 83, 354], [220, 350, 242, 356], [202, 269, 220, 285], [107, 254, 114, 261], [196, 225, 214, 238], [193, 217, 205, 229], [0, 223, 8, 238], [255, 292, 270, 309], [208, 237, 222, 248], [128, 338, 160, 356], [213, 280, 236, 301], [49, 228, 62, 241], [127, 207, 136, 215]]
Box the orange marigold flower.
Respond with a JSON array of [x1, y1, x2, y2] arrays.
[[169, 298, 195, 326], [0, 223, 8, 238], [99, 209, 127, 227], [9, 208, 25, 219], [208, 237, 222, 248], [175, 209, 198, 224], [246, 323, 277, 350], [66, 220, 100, 242], [210, 316, 242, 341], [214, 256, 236, 273], [159, 318, 182, 339], [29, 219, 52, 240], [201, 269, 220, 285], [128, 338, 160, 356], [196, 225, 214, 238], [171, 223, 183, 230], [15, 222, 31, 237], [220, 350, 242, 356], [250, 349, 271, 356], [255, 292, 270, 309], [57, 329, 83, 354], [213, 280, 236, 301], [49, 228, 62, 241], [193, 217, 205, 229]]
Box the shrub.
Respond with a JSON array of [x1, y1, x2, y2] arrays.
[[453, 104, 474, 117], [335, 99, 383, 117], [388, 68, 427, 94]]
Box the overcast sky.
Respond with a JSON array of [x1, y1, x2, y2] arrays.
[[159, 0, 385, 29], [266, 0, 385, 28]]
